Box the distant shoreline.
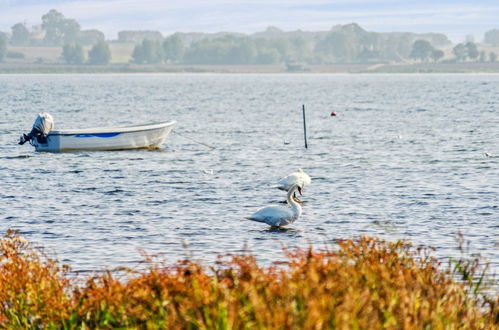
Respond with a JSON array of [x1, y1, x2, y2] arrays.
[[1, 62, 499, 74]]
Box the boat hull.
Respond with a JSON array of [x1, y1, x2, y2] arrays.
[[33, 121, 176, 152]]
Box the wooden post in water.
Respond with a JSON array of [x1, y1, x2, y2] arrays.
[[302, 104, 308, 149]]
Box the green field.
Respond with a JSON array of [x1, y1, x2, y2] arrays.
[[5, 44, 134, 64]]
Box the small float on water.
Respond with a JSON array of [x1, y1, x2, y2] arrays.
[[19, 113, 176, 152]]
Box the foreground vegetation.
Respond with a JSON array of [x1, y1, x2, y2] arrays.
[[0, 230, 497, 328]]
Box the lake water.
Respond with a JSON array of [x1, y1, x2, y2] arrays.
[[0, 73, 498, 277]]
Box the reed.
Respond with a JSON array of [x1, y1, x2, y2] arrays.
[[0, 229, 497, 329]]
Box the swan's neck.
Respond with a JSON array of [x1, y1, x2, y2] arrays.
[[286, 187, 302, 216]]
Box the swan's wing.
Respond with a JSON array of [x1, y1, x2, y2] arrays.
[[275, 176, 292, 190], [276, 173, 301, 190], [247, 205, 294, 226], [301, 172, 311, 186], [250, 205, 294, 219], [293, 171, 311, 187]]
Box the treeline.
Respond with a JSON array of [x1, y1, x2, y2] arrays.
[[1, 9, 499, 65], [0, 9, 109, 64], [408, 39, 498, 63], [132, 24, 448, 65], [4, 9, 105, 47], [128, 26, 498, 65]]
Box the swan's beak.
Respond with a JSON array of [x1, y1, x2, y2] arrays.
[[297, 186, 303, 196]]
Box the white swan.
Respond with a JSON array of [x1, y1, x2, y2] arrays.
[[247, 183, 303, 227], [275, 168, 311, 202], [275, 168, 311, 191]]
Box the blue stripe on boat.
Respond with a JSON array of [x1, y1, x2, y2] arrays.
[[74, 133, 122, 138]]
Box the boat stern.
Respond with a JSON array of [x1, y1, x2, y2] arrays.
[[33, 134, 61, 152]]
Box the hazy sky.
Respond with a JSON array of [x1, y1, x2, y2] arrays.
[[1, 0, 498, 42]]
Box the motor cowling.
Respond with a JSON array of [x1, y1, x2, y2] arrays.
[[19, 113, 54, 145]]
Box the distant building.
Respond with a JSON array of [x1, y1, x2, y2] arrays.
[[78, 30, 105, 45], [29, 25, 45, 45], [117, 31, 163, 43]]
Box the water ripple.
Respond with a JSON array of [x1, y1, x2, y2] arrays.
[[0, 73, 498, 275]]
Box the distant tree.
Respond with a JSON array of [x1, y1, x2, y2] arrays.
[[183, 36, 261, 65], [183, 39, 228, 64], [42, 9, 81, 45], [431, 49, 444, 62], [144, 39, 163, 64], [490, 52, 497, 63], [410, 40, 435, 62], [131, 44, 145, 63], [358, 47, 380, 62], [465, 42, 479, 61], [78, 29, 105, 45], [11, 23, 30, 46], [132, 39, 163, 64], [395, 35, 413, 59], [88, 40, 111, 64], [255, 48, 280, 64], [423, 33, 452, 47], [230, 39, 257, 64], [452, 43, 467, 62], [253, 38, 288, 64], [315, 31, 356, 63], [62, 43, 85, 64], [162, 34, 184, 63], [273, 38, 293, 62], [289, 36, 310, 62], [0, 38, 6, 62], [484, 29, 499, 45], [314, 24, 386, 63], [380, 35, 410, 62], [42, 9, 65, 45], [62, 19, 81, 44], [479, 50, 487, 62]]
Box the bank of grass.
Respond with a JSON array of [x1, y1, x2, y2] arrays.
[[0, 63, 215, 74], [0, 230, 497, 328], [2, 62, 499, 74], [3, 45, 499, 73]]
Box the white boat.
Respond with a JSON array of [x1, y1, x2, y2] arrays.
[[20, 114, 176, 152]]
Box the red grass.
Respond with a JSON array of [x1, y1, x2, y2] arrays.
[[0, 229, 497, 328]]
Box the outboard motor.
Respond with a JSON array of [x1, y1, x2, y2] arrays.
[[19, 113, 54, 145]]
